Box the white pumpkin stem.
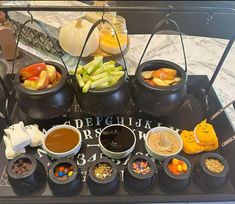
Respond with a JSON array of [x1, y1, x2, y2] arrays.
[[75, 19, 83, 29]]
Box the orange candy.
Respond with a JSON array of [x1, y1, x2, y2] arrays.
[[168, 158, 188, 175]]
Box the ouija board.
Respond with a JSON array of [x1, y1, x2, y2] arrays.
[[0, 75, 235, 203]]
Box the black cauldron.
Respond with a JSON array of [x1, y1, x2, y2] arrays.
[[124, 155, 156, 193], [7, 154, 47, 195], [48, 159, 82, 196], [132, 60, 187, 116], [198, 153, 229, 191], [13, 61, 74, 120], [75, 70, 130, 116], [159, 155, 191, 193], [87, 158, 119, 195]]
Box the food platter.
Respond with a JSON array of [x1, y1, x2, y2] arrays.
[[0, 74, 235, 203]]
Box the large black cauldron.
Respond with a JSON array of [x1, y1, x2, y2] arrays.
[[132, 60, 187, 116], [75, 72, 130, 116], [13, 61, 74, 120]]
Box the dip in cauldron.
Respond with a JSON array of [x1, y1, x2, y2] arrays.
[[98, 124, 136, 159]]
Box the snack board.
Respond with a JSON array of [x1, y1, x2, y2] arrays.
[[0, 75, 235, 203]]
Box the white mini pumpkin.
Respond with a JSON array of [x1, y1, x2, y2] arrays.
[[59, 19, 99, 57]]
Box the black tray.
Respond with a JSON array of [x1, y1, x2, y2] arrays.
[[0, 75, 235, 204]]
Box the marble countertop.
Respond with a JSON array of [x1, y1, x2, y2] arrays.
[[17, 33, 235, 130]]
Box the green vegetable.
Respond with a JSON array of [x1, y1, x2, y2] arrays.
[[90, 72, 108, 81], [86, 56, 103, 74], [76, 74, 85, 87], [110, 71, 124, 77], [76, 56, 124, 93], [82, 80, 92, 93], [91, 77, 110, 89]]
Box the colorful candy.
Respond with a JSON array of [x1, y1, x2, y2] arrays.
[[93, 162, 113, 180], [168, 158, 188, 175], [132, 159, 151, 175], [54, 164, 74, 180]]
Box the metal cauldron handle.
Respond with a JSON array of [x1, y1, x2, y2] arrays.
[[136, 15, 187, 73], [0, 59, 11, 125], [11, 14, 68, 78], [74, 18, 129, 79]]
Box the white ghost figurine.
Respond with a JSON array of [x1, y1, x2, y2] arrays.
[[25, 124, 44, 147], [3, 136, 26, 160], [4, 121, 31, 151]]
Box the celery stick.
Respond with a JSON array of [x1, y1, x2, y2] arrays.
[[104, 64, 115, 72], [96, 82, 110, 89], [91, 77, 110, 89], [76, 65, 84, 75], [82, 75, 90, 83], [115, 66, 123, 71], [110, 71, 125, 77], [82, 80, 92, 93], [84, 60, 94, 70], [76, 74, 85, 87], [69, 66, 84, 75], [90, 72, 108, 81], [93, 66, 105, 75], [103, 61, 115, 66], [87, 56, 103, 74]]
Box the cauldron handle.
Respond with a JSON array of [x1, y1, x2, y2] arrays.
[[12, 18, 68, 79], [136, 16, 187, 73], [74, 19, 129, 79]]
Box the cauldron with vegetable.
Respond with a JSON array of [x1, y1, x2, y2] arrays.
[[74, 19, 130, 116], [132, 17, 188, 116], [74, 56, 130, 116], [13, 61, 74, 120]]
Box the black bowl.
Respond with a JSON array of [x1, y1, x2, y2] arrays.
[[75, 65, 130, 117], [132, 60, 187, 116], [159, 155, 191, 193], [197, 153, 229, 191], [87, 158, 119, 195], [13, 61, 74, 120], [124, 155, 156, 193], [48, 159, 82, 196], [98, 124, 136, 160], [6, 154, 47, 195]]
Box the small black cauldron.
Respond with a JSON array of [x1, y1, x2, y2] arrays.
[[75, 72, 130, 116], [48, 159, 82, 196], [87, 158, 119, 195], [13, 61, 74, 120], [132, 17, 188, 116], [124, 155, 156, 193], [159, 155, 191, 193], [197, 153, 229, 191], [132, 60, 187, 116], [7, 154, 47, 195]]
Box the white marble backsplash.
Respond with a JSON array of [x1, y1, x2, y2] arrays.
[[17, 33, 235, 130]]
